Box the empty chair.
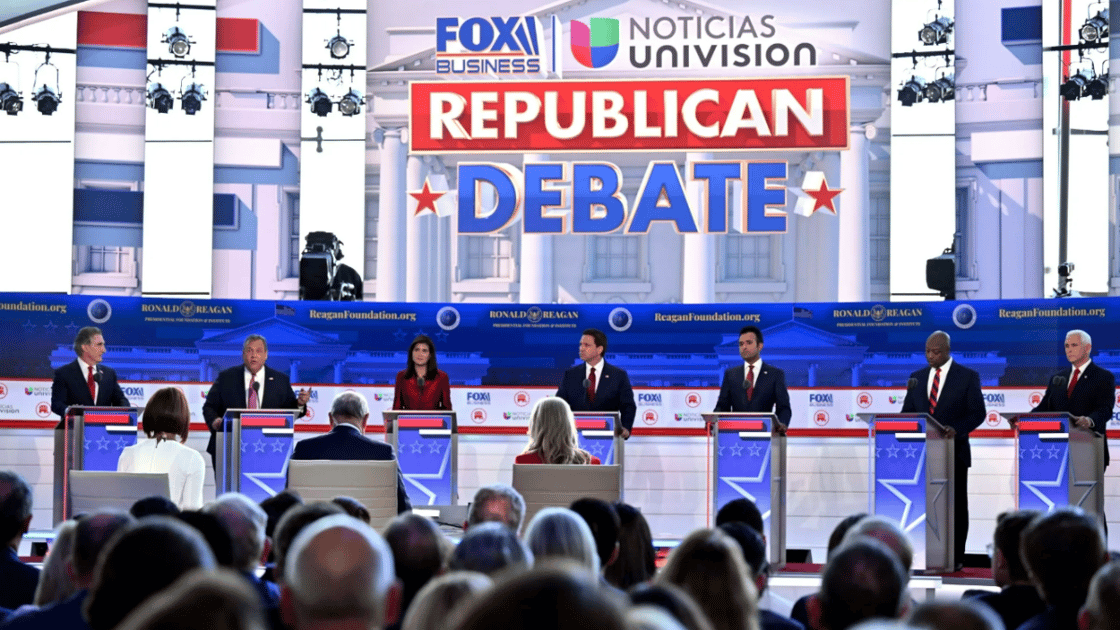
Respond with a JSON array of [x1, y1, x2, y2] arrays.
[[286, 460, 401, 530], [68, 471, 169, 518], [512, 464, 621, 526]]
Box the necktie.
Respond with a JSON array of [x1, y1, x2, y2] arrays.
[[248, 376, 259, 409], [929, 367, 941, 413], [745, 364, 755, 402], [1067, 368, 1079, 398], [587, 367, 596, 403], [87, 366, 96, 402]]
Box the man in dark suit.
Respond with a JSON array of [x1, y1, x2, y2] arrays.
[[289, 391, 411, 514], [901, 330, 986, 570], [1032, 329, 1113, 469], [714, 325, 792, 427], [203, 334, 310, 471], [0, 471, 39, 611], [967, 510, 1046, 630], [556, 328, 637, 438], [50, 326, 130, 418]]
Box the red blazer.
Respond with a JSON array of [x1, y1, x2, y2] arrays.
[[393, 369, 452, 410], [514, 451, 601, 465]]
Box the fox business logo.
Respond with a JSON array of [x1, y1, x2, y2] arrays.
[[685, 392, 702, 408], [1029, 392, 1044, 407], [642, 409, 658, 425], [809, 393, 833, 407], [122, 386, 145, 398], [814, 410, 829, 426], [514, 391, 530, 407], [435, 17, 544, 75], [983, 393, 1005, 408], [856, 392, 873, 409], [638, 393, 662, 405], [471, 408, 487, 424], [467, 392, 491, 405]]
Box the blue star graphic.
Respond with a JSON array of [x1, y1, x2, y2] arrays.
[[718, 445, 726, 456], [588, 443, 605, 456], [428, 442, 443, 454], [393, 329, 408, 341], [84, 440, 92, 451], [272, 440, 287, 453], [876, 447, 884, 458], [747, 443, 763, 457], [114, 437, 127, 450], [1048, 446, 1062, 459], [96, 437, 110, 451], [1030, 446, 1043, 459], [242, 441, 250, 453], [1020, 448, 1028, 459], [886, 444, 900, 458], [22, 320, 35, 331], [409, 442, 424, 454], [65, 321, 79, 333], [43, 320, 57, 331], [904, 445, 918, 458], [253, 441, 266, 453], [435, 331, 449, 342], [729, 443, 744, 457]]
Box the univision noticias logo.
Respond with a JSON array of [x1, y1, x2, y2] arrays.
[[571, 18, 619, 68]]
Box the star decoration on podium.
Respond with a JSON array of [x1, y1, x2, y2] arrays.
[[409, 179, 446, 216], [791, 171, 843, 217]]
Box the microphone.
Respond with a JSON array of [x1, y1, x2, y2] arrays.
[[906, 377, 918, 390], [582, 378, 591, 390], [251, 381, 260, 394], [93, 369, 102, 383], [417, 376, 426, 388], [1051, 375, 1067, 388]]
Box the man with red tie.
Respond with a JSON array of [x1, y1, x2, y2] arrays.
[[713, 325, 792, 428], [50, 327, 130, 419], [901, 330, 986, 570], [1032, 329, 1113, 469], [556, 328, 637, 438]]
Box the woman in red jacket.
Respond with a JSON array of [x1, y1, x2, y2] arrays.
[[515, 397, 599, 465], [393, 335, 452, 410]]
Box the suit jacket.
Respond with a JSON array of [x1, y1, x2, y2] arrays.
[[556, 362, 637, 431], [760, 609, 805, 630], [289, 424, 412, 513], [0, 589, 88, 630], [393, 369, 452, 410], [971, 584, 1046, 630], [713, 362, 792, 426], [514, 451, 601, 465], [50, 360, 129, 419], [0, 547, 39, 611], [203, 365, 303, 457], [900, 362, 986, 467], [1032, 361, 1114, 467]]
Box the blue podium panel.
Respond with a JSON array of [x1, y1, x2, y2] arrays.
[[711, 414, 775, 531], [873, 417, 930, 532], [574, 412, 618, 465], [1017, 415, 1072, 512], [80, 409, 139, 470], [394, 413, 456, 507], [219, 412, 294, 502]]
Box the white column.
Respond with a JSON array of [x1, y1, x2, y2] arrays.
[[406, 155, 429, 302], [428, 162, 452, 302], [682, 152, 716, 303], [837, 126, 871, 301], [519, 153, 554, 303], [375, 129, 407, 301]]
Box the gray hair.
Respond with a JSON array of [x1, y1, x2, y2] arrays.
[[841, 515, 914, 575], [467, 485, 526, 532], [242, 334, 268, 352], [330, 391, 369, 422], [523, 507, 600, 573], [1067, 329, 1092, 346], [1083, 561, 1120, 630], [35, 520, 79, 606], [908, 599, 1004, 630], [448, 522, 533, 576], [0, 470, 33, 542], [204, 493, 268, 572], [74, 326, 103, 356], [402, 571, 493, 630]]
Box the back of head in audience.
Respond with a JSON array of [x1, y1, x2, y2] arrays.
[[384, 513, 451, 617], [456, 562, 627, 630], [655, 528, 759, 630], [204, 493, 270, 573], [605, 502, 656, 590], [627, 605, 692, 630], [524, 507, 600, 573], [260, 490, 303, 541], [130, 495, 180, 519], [841, 515, 913, 575], [1080, 561, 1120, 630], [718, 522, 768, 594], [0, 470, 33, 547], [466, 484, 525, 532], [332, 496, 370, 524], [273, 501, 345, 583], [809, 538, 907, 630], [71, 510, 135, 588], [628, 583, 717, 630], [401, 571, 493, 630], [114, 569, 268, 630], [34, 519, 78, 606], [991, 509, 1038, 587], [525, 397, 593, 464], [449, 521, 533, 576], [907, 600, 1002, 630], [83, 516, 218, 630], [714, 498, 763, 534], [570, 498, 621, 572], [1020, 507, 1107, 612], [177, 510, 236, 567], [826, 514, 868, 561], [281, 514, 399, 630]]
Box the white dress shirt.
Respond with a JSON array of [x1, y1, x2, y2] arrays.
[[117, 437, 206, 509], [243, 367, 265, 406]]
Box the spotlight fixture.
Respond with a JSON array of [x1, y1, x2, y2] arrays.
[[0, 83, 22, 115], [1060, 66, 1107, 101], [163, 26, 192, 58], [923, 74, 955, 103], [32, 84, 60, 115], [897, 76, 926, 107], [1085, 72, 1109, 100], [327, 34, 351, 59], [338, 88, 363, 116], [918, 16, 953, 46], [307, 87, 332, 117], [147, 82, 174, 113], [181, 82, 207, 115], [1080, 8, 1109, 43]]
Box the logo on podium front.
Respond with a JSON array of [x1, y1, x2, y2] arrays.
[[986, 412, 1001, 427], [1029, 392, 1044, 407], [814, 410, 829, 426], [685, 392, 701, 408], [471, 408, 487, 424], [36, 402, 50, 417], [857, 392, 872, 408], [643, 410, 658, 425]]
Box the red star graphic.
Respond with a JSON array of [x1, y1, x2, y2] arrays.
[[409, 179, 445, 216], [806, 178, 843, 213]]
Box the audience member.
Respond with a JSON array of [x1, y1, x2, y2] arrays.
[[627, 605, 691, 630], [383, 513, 451, 625], [715, 498, 764, 534], [401, 571, 492, 630], [605, 502, 656, 590], [33, 519, 79, 607], [1018, 507, 1108, 630], [806, 538, 908, 630], [570, 498, 621, 575], [113, 569, 268, 630], [0, 471, 38, 611], [464, 485, 525, 532], [967, 510, 1044, 630], [448, 522, 533, 576], [82, 516, 217, 630], [281, 514, 401, 630], [129, 495, 180, 519], [524, 507, 600, 573], [259, 490, 302, 582], [203, 493, 281, 614], [719, 522, 803, 630], [908, 600, 1003, 630], [0, 510, 133, 630], [117, 386, 206, 509], [1079, 561, 1120, 630], [271, 502, 345, 585], [456, 563, 627, 630], [628, 583, 717, 630], [332, 496, 371, 524], [176, 510, 236, 567], [656, 528, 760, 630], [790, 514, 868, 628], [841, 516, 913, 576], [515, 397, 599, 464]]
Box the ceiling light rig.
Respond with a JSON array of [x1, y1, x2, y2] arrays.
[[918, 0, 954, 46], [163, 26, 193, 58], [1080, 3, 1109, 44], [0, 43, 76, 117], [0, 82, 21, 115], [894, 49, 954, 107]]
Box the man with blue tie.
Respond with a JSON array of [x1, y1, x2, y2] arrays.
[[556, 328, 637, 439], [713, 326, 792, 428], [901, 330, 986, 570]]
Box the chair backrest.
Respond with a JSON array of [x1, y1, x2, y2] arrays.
[[68, 471, 170, 518], [512, 464, 622, 526], [286, 460, 400, 530]]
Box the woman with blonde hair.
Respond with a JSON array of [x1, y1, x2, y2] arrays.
[[33, 520, 79, 607], [117, 387, 206, 509], [515, 397, 599, 465], [655, 528, 760, 630], [402, 571, 493, 630]]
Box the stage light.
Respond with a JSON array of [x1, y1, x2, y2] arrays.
[[897, 76, 925, 107], [164, 26, 192, 58], [307, 87, 332, 117], [923, 74, 955, 103], [181, 82, 206, 115], [147, 82, 174, 113], [1060, 68, 1097, 101], [918, 16, 953, 46], [327, 34, 351, 59], [338, 88, 363, 116], [32, 84, 60, 115], [1084, 73, 1109, 99], [0, 83, 22, 116], [1080, 9, 1109, 43], [926, 251, 955, 300]]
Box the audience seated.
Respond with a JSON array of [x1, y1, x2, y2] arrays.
[[655, 528, 760, 630], [332, 496, 371, 524], [280, 514, 400, 630], [627, 605, 692, 630], [570, 498, 622, 585], [515, 397, 600, 465], [176, 510, 236, 567], [401, 571, 492, 630], [383, 513, 452, 627], [1079, 561, 1120, 630], [464, 485, 525, 532], [789, 514, 867, 628], [448, 521, 533, 576], [0, 471, 38, 611], [524, 507, 600, 573], [840, 516, 913, 578], [966, 510, 1044, 630], [1018, 507, 1108, 630], [628, 583, 717, 630], [604, 502, 656, 591], [258, 490, 303, 582], [203, 493, 282, 615], [271, 502, 345, 586], [908, 600, 1004, 630], [117, 387, 206, 510], [719, 522, 803, 630], [129, 495, 180, 519], [32, 519, 79, 608], [715, 499, 764, 535], [805, 538, 908, 630], [113, 569, 268, 630], [456, 563, 627, 630]]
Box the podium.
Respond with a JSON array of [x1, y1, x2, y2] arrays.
[[382, 410, 457, 507], [703, 412, 786, 569], [53, 406, 140, 524], [215, 409, 296, 503], [866, 413, 955, 573], [573, 411, 624, 471], [1005, 412, 1105, 518]]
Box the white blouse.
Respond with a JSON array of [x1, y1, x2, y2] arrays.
[[117, 437, 206, 510]]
